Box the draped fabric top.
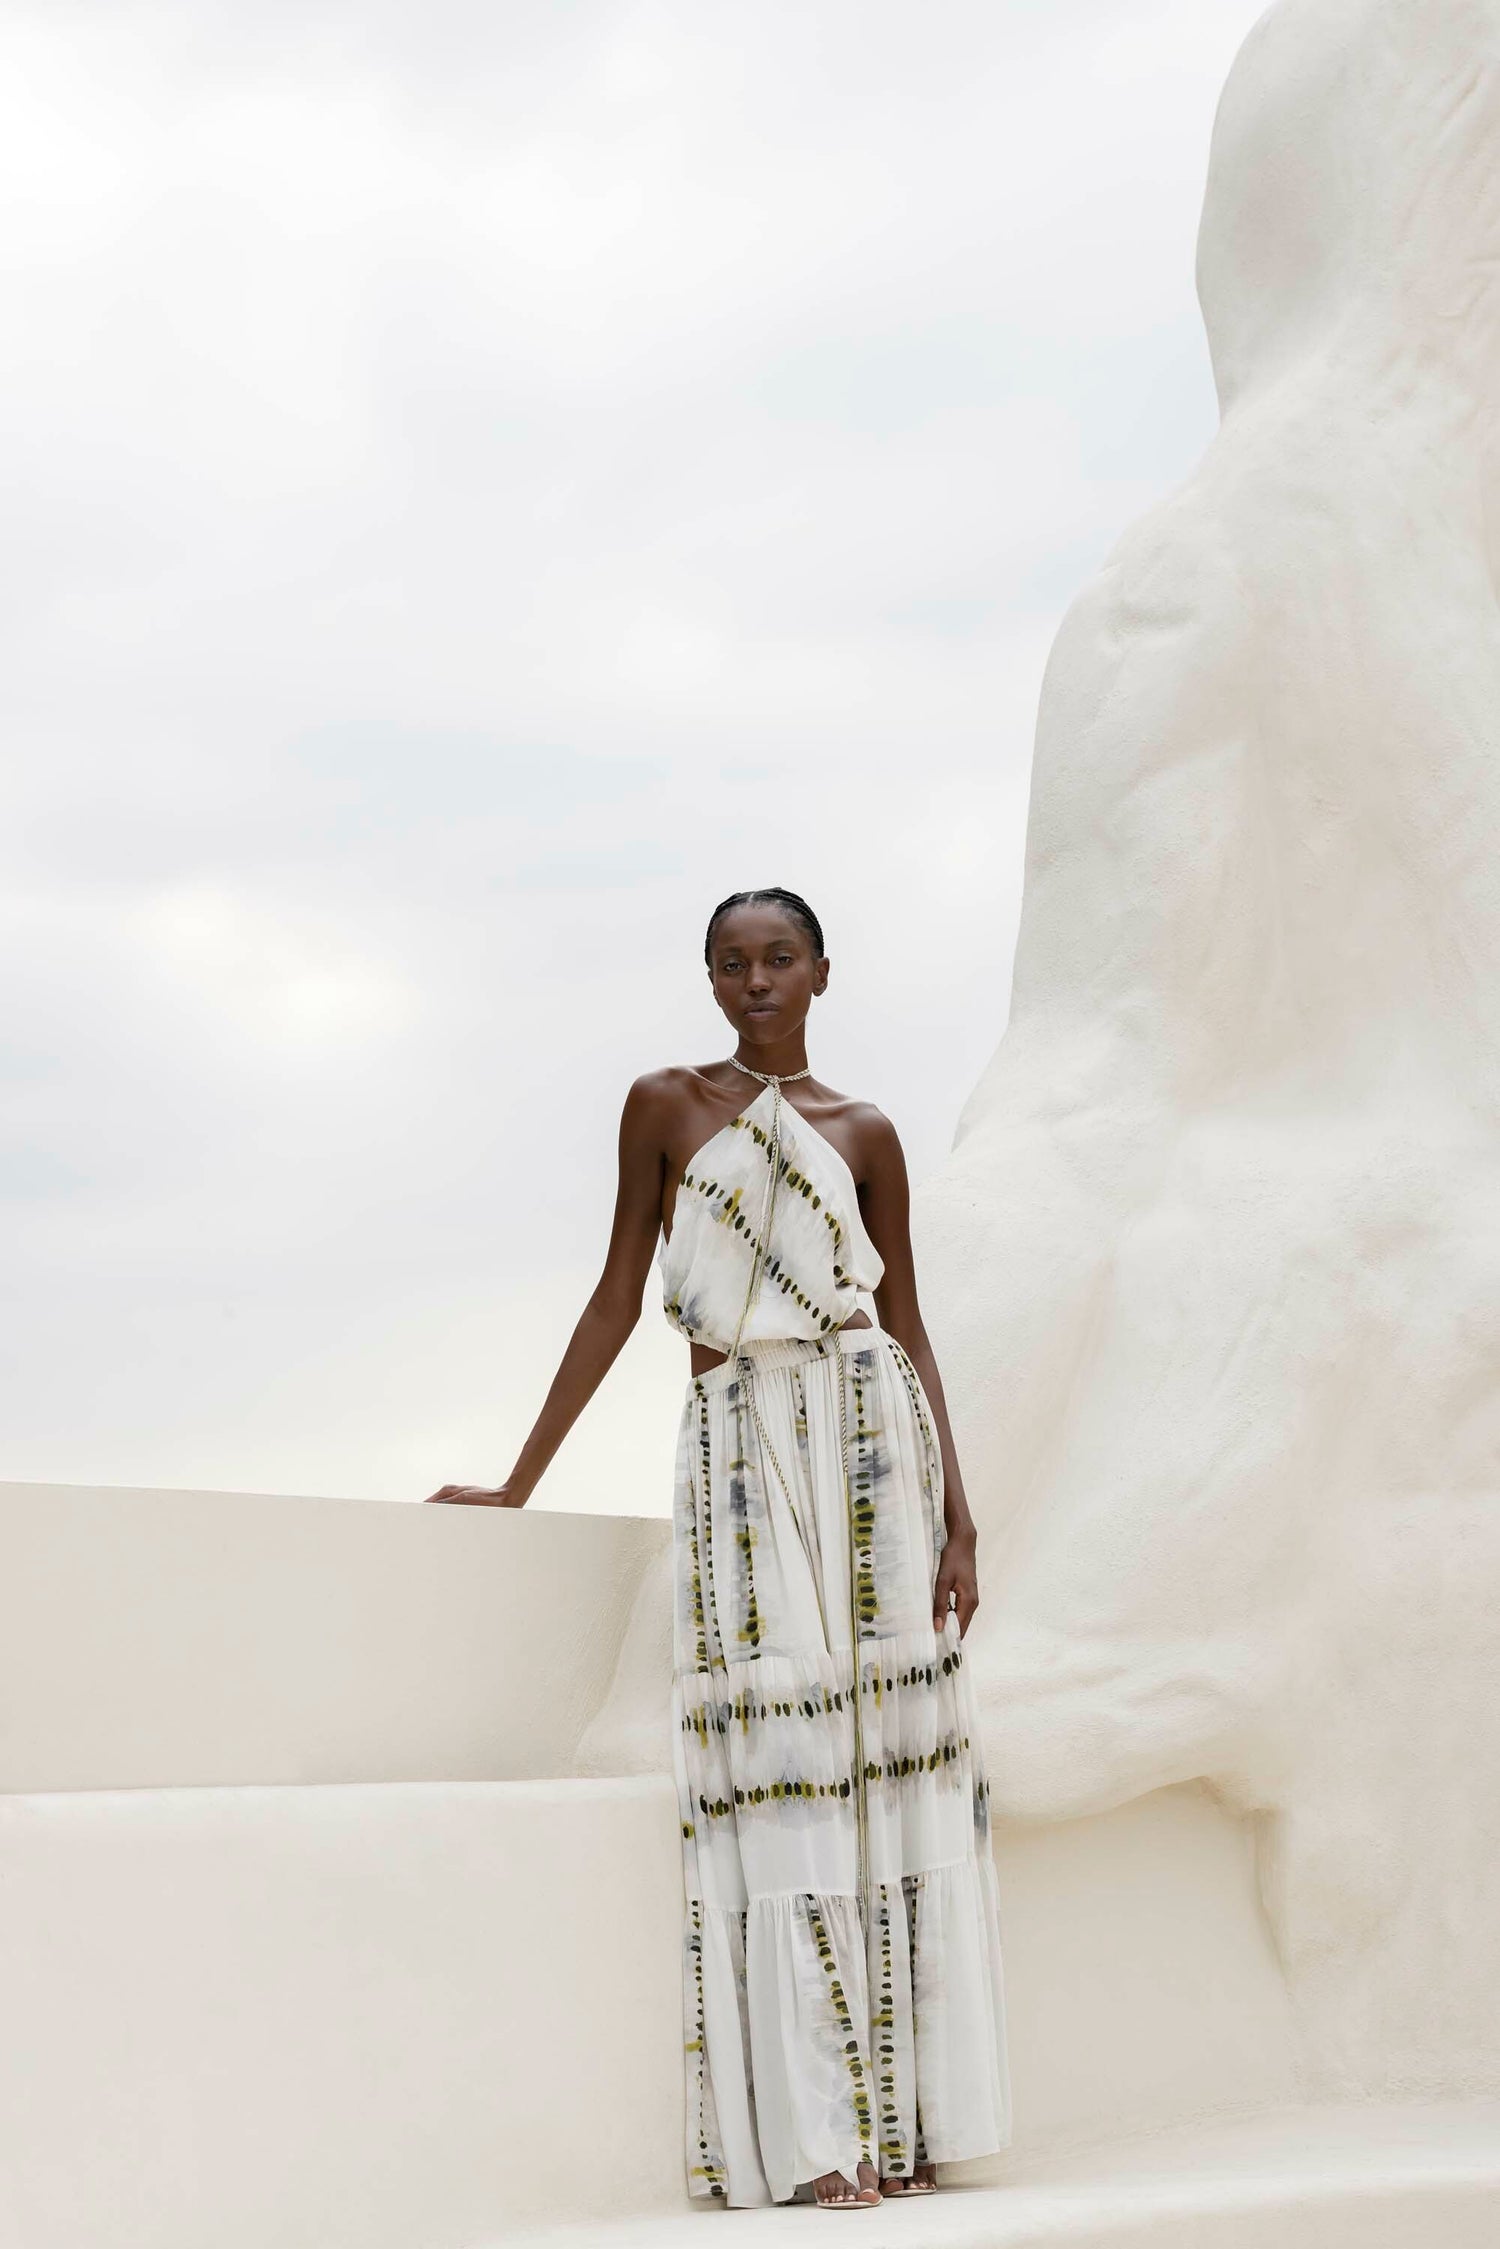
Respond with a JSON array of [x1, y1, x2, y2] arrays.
[[659, 1080, 885, 1354]]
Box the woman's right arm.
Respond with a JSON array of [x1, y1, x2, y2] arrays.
[[425, 1074, 671, 1506]]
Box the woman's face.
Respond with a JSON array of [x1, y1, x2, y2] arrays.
[[707, 904, 827, 1044]]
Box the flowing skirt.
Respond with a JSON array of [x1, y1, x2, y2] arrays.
[[671, 1322, 1012, 2206]]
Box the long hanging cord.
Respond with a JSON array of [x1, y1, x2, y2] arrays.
[[835, 1328, 870, 1934], [723, 1061, 870, 1933]]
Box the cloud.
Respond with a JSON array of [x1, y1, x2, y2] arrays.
[[0, 0, 1266, 1505]]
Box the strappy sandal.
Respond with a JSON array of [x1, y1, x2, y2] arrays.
[[879, 2167, 938, 2197]]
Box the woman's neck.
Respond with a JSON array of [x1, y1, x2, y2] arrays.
[[731, 1036, 809, 1080]]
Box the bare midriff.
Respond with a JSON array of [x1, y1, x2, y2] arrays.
[[688, 1307, 872, 1379]]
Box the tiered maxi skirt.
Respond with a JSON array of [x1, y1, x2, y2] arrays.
[[671, 1321, 1011, 2207]]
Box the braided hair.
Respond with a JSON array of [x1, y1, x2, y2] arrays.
[[703, 886, 825, 968]]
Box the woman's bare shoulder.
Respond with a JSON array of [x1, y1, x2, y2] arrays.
[[621, 1063, 732, 1134], [797, 1083, 902, 1186], [808, 1081, 899, 1140], [626, 1061, 731, 1100]]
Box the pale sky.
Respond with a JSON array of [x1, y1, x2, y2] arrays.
[[2, 0, 1266, 1512]]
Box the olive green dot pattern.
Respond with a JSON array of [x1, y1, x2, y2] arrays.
[[870, 1886, 908, 2177], [683, 1901, 727, 2197], [726, 1379, 764, 1654], [903, 1873, 930, 2168], [805, 1895, 876, 2167]]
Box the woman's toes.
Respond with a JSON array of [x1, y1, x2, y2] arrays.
[[812, 2163, 883, 2207]]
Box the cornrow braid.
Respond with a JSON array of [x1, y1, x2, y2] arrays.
[[704, 886, 825, 967]]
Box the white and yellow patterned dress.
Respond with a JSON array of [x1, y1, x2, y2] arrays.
[[660, 1079, 1012, 2206]]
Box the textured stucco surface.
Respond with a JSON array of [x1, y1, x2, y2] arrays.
[[915, 0, 1500, 2100]]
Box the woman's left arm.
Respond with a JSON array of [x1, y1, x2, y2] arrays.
[[859, 1109, 980, 1637]]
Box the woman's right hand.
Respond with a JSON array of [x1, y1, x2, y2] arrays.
[[423, 1483, 528, 1507]]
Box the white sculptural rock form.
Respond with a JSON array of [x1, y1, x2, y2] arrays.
[[916, 0, 1500, 2096]]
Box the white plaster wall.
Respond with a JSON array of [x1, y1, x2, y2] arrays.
[[914, 0, 1500, 2102]]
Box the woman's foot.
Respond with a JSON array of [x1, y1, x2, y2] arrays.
[[879, 2161, 937, 2196], [812, 2162, 882, 2207]]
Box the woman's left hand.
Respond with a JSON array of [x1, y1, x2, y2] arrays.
[[424, 1483, 527, 1506], [933, 1525, 978, 1637]]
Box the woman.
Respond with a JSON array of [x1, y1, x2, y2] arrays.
[[428, 886, 1011, 2210]]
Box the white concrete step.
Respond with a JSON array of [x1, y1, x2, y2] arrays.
[[525, 2102, 1500, 2247], [0, 1478, 670, 1790], [5, 1767, 1497, 2247], [0, 1777, 686, 2249], [0, 1765, 1324, 2247], [8, 1474, 1483, 2249]]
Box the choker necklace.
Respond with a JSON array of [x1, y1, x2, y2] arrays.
[[728, 1055, 812, 1085]]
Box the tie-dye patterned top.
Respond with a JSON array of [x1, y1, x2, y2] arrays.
[[659, 1079, 885, 1353]]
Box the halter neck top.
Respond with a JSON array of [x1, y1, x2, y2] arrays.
[[659, 1080, 885, 1354]]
